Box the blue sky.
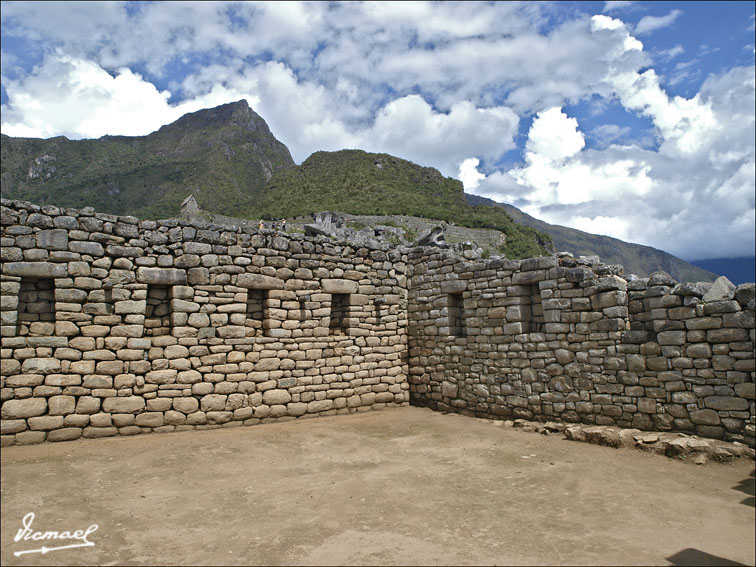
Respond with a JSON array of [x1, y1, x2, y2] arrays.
[[1, 1, 754, 262]]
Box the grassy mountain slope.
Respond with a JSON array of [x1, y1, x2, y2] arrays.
[[0, 100, 294, 219], [254, 150, 552, 258], [466, 193, 717, 282]]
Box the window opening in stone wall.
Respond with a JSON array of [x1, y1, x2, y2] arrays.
[[447, 293, 466, 337], [144, 285, 172, 337], [329, 293, 350, 335], [16, 277, 55, 336], [528, 284, 544, 333], [246, 289, 267, 336]]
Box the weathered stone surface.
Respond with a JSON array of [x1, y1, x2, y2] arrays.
[[322, 279, 359, 294], [103, 396, 146, 414], [201, 394, 227, 412], [2, 261, 66, 278], [307, 399, 334, 413], [702, 276, 736, 302], [47, 428, 83, 442], [173, 398, 200, 414], [690, 409, 720, 425], [440, 280, 467, 294], [734, 283, 755, 308], [37, 229, 69, 250], [704, 396, 749, 411], [672, 282, 712, 298], [441, 381, 458, 398], [263, 389, 292, 405], [69, 241, 104, 256], [2, 398, 47, 419], [648, 271, 677, 286], [136, 267, 187, 285], [146, 369, 177, 384], [236, 273, 284, 289]]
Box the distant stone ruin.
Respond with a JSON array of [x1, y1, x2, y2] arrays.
[[1, 198, 753, 447]]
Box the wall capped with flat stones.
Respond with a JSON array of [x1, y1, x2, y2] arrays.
[[1, 199, 409, 445], [407, 249, 755, 447]]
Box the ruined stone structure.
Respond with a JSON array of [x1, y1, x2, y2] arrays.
[[408, 249, 755, 446], [1, 199, 754, 447]]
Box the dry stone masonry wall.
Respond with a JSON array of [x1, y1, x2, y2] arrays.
[[1, 199, 409, 445], [1, 198, 754, 447], [407, 249, 755, 446]]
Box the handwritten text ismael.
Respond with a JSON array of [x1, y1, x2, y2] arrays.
[[14, 512, 98, 556]]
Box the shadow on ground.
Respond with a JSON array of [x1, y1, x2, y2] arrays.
[[732, 468, 755, 507], [667, 548, 746, 566]]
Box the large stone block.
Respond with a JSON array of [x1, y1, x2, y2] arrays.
[[114, 300, 147, 314], [145, 369, 177, 384], [307, 399, 334, 413], [690, 409, 720, 425], [2, 261, 67, 278], [47, 428, 83, 442], [322, 279, 359, 294], [135, 412, 164, 428], [36, 229, 68, 251], [200, 394, 227, 412], [1, 419, 27, 434], [656, 331, 686, 346], [441, 381, 458, 398], [591, 290, 627, 310], [2, 398, 48, 419], [69, 241, 104, 256], [512, 269, 548, 285], [686, 344, 712, 358], [707, 328, 748, 343], [28, 415, 65, 431], [21, 358, 61, 375], [102, 396, 146, 414], [702, 276, 736, 302], [704, 396, 749, 411], [236, 273, 284, 289], [136, 267, 187, 286], [734, 382, 755, 399], [263, 389, 292, 405], [173, 397, 199, 414], [48, 395, 76, 416], [440, 280, 467, 294]]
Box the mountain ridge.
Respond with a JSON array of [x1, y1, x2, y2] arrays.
[[465, 193, 717, 282], [1, 100, 294, 219], [0, 99, 722, 276]]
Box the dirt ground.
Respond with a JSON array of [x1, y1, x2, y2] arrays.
[[1, 406, 754, 566]]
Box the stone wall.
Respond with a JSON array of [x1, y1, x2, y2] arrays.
[[1, 198, 754, 447], [1, 199, 410, 445], [407, 249, 755, 446], [339, 213, 507, 250]]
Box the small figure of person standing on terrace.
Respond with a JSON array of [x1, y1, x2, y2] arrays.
[[281, 219, 287, 232], [258, 219, 264, 230]]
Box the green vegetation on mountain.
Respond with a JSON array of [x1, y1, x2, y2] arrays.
[[0, 100, 294, 219], [466, 194, 717, 281], [0, 98, 721, 273], [254, 150, 552, 258]]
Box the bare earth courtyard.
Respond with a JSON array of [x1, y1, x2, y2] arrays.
[[1, 407, 754, 566]]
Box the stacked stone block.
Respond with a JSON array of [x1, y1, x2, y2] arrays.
[[1, 197, 753, 447], [1, 199, 410, 445], [407, 249, 755, 446]]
